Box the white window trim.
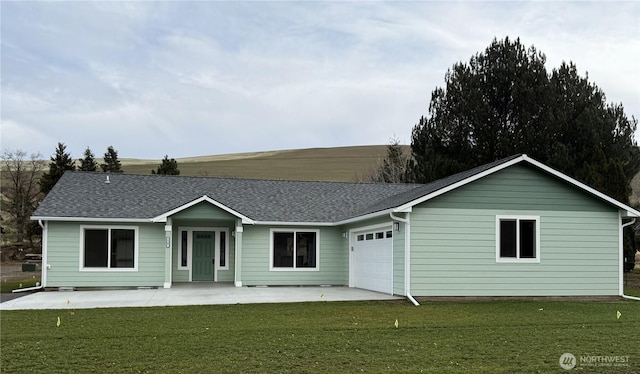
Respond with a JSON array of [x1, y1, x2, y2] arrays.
[[79, 225, 139, 272], [495, 215, 541, 263], [177, 227, 230, 280], [217, 229, 230, 271], [269, 228, 320, 272]]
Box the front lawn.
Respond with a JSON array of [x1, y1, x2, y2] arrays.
[[1, 299, 638, 373], [1, 277, 40, 294]]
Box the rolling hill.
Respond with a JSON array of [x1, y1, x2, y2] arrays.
[[120, 145, 396, 182]]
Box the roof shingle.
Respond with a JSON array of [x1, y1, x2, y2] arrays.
[[31, 154, 526, 223]]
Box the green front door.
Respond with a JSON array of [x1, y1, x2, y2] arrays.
[[193, 231, 215, 281]]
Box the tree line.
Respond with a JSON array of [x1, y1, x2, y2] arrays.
[[372, 37, 639, 202], [0, 144, 180, 246], [369, 36, 639, 269], [3, 36, 638, 264]]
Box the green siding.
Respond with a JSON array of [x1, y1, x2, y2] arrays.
[[171, 202, 237, 220], [45, 221, 165, 287], [240, 226, 348, 286], [393, 222, 405, 295], [409, 165, 620, 297], [427, 165, 614, 212]]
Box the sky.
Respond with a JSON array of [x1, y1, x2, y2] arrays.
[[2, 1, 639, 160]]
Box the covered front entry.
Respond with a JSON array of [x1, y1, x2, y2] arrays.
[[192, 231, 215, 281], [175, 226, 231, 283], [351, 226, 393, 294]]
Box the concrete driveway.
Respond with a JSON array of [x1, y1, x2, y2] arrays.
[[0, 283, 401, 310]]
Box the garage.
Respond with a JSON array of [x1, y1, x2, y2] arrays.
[[352, 227, 393, 294]]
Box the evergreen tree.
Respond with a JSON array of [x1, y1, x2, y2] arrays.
[[408, 37, 640, 271], [408, 37, 639, 201], [100, 146, 123, 173], [78, 147, 98, 172], [152, 155, 180, 175], [39, 142, 76, 194]]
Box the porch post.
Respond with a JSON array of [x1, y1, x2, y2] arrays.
[[164, 218, 172, 288], [234, 219, 243, 287]]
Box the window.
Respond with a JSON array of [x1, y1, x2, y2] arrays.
[[219, 231, 227, 268], [181, 231, 188, 267], [271, 230, 318, 270], [81, 226, 137, 270], [496, 216, 539, 262]]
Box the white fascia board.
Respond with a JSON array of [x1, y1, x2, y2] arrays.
[[151, 195, 255, 224], [393, 155, 526, 212], [253, 221, 335, 227], [30, 216, 151, 223], [390, 154, 640, 218], [521, 155, 640, 218], [334, 208, 397, 226]]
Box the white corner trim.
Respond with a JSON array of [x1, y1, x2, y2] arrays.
[[163, 282, 172, 289]]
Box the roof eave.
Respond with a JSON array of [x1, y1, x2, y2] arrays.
[[334, 208, 397, 226], [31, 216, 152, 223], [521, 155, 640, 218], [391, 154, 640, 218], [251, 220, 336, 227], [393, 155, 527, 212]]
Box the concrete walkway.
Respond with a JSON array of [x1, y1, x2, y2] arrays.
[[0, 284, 401, 310]]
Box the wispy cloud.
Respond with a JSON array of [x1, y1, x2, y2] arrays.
[[1, 1, 638, 159]]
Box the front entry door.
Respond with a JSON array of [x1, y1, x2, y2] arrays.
[[192, 231, 215, 281]]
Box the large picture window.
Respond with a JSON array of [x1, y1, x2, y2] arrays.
[[81, 226, 137, 270], [496, 216, 540, 263], [271, 229, 318, 270]]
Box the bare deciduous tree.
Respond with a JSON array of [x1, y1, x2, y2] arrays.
[[1, 149, 45, 243], [356, 138, 411, 183]]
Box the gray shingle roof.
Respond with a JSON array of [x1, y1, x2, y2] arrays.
[[32, 172, 420, 222], [31, 154, 524, 223]]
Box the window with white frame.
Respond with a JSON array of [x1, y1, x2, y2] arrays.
[[271, 229, 318, 270], [496, 216, 539, 262], [81, 226, 137, 270]]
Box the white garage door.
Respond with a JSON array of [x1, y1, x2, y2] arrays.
[[352, 228, 393, 294]]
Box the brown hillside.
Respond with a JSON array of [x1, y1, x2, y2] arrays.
[[121, 145, 402, 182]]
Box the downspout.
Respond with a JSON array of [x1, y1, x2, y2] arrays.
[[621, 218, 639, 301], [390, 212, 419, 306], [15, 220, 47, 293]]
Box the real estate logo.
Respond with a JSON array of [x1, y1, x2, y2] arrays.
[[560, 352, 631, 370], [559, 353, 576, 370]]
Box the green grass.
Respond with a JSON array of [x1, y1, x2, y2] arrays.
[[1, 277, 40, 293], [2, 300, 639, 373]]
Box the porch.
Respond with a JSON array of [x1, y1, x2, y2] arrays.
[[0, 284, 401, 310]]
